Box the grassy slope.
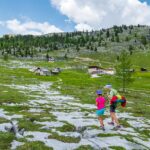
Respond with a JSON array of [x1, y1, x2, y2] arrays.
[[30, 51, 150, 119], [0, 50, 150, 149]]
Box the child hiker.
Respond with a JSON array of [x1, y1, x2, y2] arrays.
[[104, 84, 126, 129], [96, 90, 106, 131]]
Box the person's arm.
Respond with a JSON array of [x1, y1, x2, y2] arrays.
[[108, 90, 114, 99], [96, 98, 98, 106]]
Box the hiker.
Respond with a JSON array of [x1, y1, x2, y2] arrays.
[[95, 90, 106, 131], [104, 84, 122, 129]]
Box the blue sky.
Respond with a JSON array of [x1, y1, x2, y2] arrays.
[[140, 0, 150, 4], [0, 0, 75, 35], [0, 0, 150, 35]]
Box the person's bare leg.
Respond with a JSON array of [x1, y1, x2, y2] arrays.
[[110, 112, 115, 123], [98, 116, 104, 127], [112, 113, 120, 125], [98, 116, 105, 131]]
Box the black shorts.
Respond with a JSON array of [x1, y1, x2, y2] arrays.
[[110, 105, 117, 112]]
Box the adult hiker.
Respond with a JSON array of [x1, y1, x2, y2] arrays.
[[95, 90, 106, 131], [104, 84, 121, 129]]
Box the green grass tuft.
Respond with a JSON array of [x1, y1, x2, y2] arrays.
[[16, 141, 53, 150], [0, 132, 15, 150]]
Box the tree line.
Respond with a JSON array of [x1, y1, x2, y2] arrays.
[[0, 25, 149, 58]]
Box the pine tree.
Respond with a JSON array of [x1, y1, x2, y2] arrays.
[[125, 36, 129, 42], [115, 50, 133, 93], [128, 45, 134, 55], [86, 45, 90, 49], [111, 35, 115, 42], [98, 41, 101, 46], [64, 53, 68, 59], [141, 36, 147, 45], [76, 45, 80, 52], [94, 47, 97, 52], [46, 53, 49, 61], [106, 30, 110, 38], [116, 35, 120, 42]]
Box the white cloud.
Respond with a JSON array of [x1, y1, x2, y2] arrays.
[[75, 23, 92, 31], [51, 0, 150, 30], [0, 19, 63, 35]]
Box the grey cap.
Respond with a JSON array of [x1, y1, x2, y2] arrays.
[[104, 84, 112, 89]]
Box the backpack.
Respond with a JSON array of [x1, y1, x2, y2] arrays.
[[110, 95, 127, 107], [120, 96, 126, 107]]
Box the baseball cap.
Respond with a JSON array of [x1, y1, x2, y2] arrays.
[[104, 84, 112, 89], [96, 90, 103, 95]]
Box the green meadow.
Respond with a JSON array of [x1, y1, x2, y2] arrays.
[[0, 50, 150, 150]]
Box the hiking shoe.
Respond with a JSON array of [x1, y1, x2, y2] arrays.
[[116, 125, 121, 129], [108, 122, 114, 126], [101, 126, 105, 131]]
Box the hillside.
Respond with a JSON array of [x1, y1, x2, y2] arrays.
[[0, 25, 150, 59]]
